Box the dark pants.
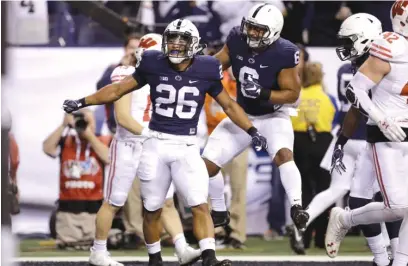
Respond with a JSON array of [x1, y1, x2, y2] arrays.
[[294, 131, 332, 248]]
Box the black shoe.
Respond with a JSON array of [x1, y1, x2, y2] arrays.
[[286, 224, 305, 255], [211, 210, 230, 228], [203, 258, 232, 266], [148, 252, 163, 266], [291, 204, 309, 231]]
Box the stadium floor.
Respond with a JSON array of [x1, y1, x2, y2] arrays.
[[17, 236, 376, 265]]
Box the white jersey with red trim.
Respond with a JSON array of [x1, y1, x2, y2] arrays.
[[367, 32, 408, 127], [110, 65, 152, 140]]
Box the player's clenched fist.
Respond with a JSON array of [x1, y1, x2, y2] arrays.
[[62, 99, 86, 113], [247, 127, 268, 152]]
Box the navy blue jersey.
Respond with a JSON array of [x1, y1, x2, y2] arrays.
[[226, 26, 299, 116], [132, 50, 223, 135], [336, 63, 366, 140]]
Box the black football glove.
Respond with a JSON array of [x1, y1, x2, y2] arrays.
[[62, 98, 86, 113], [247, 127, 268, 152], [330, 135, 348, 175], [242, 79, 270, 100]]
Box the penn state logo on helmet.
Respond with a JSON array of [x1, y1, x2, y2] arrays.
[[336, 13, 382, 61], [240, 3, 284, 48], [162, 19, 201, 64]]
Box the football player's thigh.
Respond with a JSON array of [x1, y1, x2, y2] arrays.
[[171, 145, 209, 207], [202, 117, 251, 167], [106, 139, 139, 207], [257, 115, 294, 159], [371, 142, 408, 208], [350, 145, 376, 199], [137, 138, 172, 212]]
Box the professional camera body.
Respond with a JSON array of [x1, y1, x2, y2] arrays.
[[73, 112, 88, 133]]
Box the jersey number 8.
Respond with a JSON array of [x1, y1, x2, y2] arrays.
[[155, 84, 199, 119]]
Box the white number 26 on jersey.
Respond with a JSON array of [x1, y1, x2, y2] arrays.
[[155, 84, 199, 119]]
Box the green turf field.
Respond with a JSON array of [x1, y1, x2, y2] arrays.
[[19, 236, 372, 257]]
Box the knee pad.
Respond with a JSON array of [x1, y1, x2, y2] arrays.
[[349, 196, 372, 210], [108, 191, 128, 207]]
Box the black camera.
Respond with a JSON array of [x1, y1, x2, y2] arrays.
[[73, 112, 88, 133]]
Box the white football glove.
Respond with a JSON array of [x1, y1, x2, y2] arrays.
[[377, 117, 406, 142]]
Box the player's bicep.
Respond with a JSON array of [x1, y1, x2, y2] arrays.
[[214, 44, 231, 71], [358, 56, 390, 84], [278, 67, 301, 92]]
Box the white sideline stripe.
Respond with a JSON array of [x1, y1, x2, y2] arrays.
[[16, 256, 374, 262]]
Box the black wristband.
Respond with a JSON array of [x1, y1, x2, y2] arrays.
[[77, 98, 88, 108], [335, 134, 349, 148], [247, 126, 258, 137], [259, 88, 271, 101]]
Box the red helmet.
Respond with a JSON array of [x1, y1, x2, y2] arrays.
[[391, 0, 408, 37]]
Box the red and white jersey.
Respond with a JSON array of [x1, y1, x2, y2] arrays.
[[110, 65, 152, 140], [368, 32, 408, 127]]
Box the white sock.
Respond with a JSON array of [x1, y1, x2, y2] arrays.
[[393, 215, 408, 266], [342, 202, 403, 228], [209, 171, 226, 212], [390, 238, 399, 259], [381, 222, 390, 247], [366, 234, 389, 266], [173, 233, 187, 253], [279, 161, 302, 206], [198, 238, 215, 252], [146, 241, 161, 254], [92, 239, 107, 252], [306, 187, 348, 228]]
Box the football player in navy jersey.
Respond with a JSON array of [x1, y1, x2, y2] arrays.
[[63, 18, 267, 266], [202, 3, 309, 230]]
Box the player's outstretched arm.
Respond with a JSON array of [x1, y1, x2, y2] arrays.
[[347, 56, 405, 142], [215, 89, 268, 151], [214, 44, 231, 71], [62, 75, 138, 113], [114, 94, 147, 136]]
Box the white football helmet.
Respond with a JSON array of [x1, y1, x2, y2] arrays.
[[336, 13, 383, 61], [162, 19, 201, 64], [391, 0, 408, 37], [135, 33, 162, 62], [241, 3, 284, 48]]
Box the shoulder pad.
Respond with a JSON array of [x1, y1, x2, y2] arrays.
[[370, 32, 407, 63], [195, 55, 223, 81], [337, 63, 353, 76], [277, 38, 300, 68], [110, 65, 135, 83], [226, 26, 241, 49]]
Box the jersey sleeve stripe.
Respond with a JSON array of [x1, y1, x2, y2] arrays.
[[370, 47, 392, 59], [371, 43, 392, 53]]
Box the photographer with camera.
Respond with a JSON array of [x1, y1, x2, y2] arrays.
[[43, 109, 111, 249]]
